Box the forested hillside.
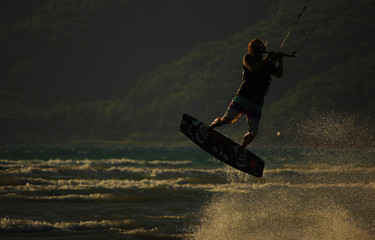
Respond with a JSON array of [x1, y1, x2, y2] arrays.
[[1, 0, 374, 146], [0, 0, 274, 143], [124, 0, 375, 146], [0, 0, 272, 104]]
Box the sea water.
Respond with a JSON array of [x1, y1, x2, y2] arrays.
[[0, 145, 374, 240]]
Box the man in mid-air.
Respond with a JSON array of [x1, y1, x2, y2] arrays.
[[209, 38, 285, 153]]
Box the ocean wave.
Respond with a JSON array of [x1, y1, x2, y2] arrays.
[[0, 158, 196, 175], [0, 177, 215, 194], [265, 164, 375, 174], [3, 158, 374, 178], [1, 158, 375, 198], [0, 158, 193, 166], [0, 217, 136, 233], [205, 181, 375, 193], [1, 176, 374, 200]]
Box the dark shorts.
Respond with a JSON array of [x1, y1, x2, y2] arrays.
[[223, 95, 263, 136]]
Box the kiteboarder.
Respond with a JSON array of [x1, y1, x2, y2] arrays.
[[208, 38, 285, 152]]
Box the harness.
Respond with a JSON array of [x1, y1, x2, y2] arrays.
[[240, 63, 273, 97]]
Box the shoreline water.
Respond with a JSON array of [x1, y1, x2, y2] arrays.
[[1, 145, 374, 239]]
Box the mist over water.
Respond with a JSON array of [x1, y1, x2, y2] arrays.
[[187, 168, 374, 240], [187, 113, 375, 240], [295, 111, 374, 148]]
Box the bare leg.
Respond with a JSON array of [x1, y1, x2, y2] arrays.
[[239, 132, 255, 152], [209, 117, 232, 129]]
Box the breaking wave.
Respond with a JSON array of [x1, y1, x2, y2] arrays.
[[1, 145, 375, 239], [0, 217, 136, 233]]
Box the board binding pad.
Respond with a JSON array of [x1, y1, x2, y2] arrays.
[[179, 114, 264, 177]]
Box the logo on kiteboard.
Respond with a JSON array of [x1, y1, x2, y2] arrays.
[[193, 121, 209, 144], [234, 146, 248, 168], [180, 114, 264, 178], [181, 119, 209, 144]]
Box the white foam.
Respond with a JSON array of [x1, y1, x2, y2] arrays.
[[2, 158, 374, 198], [0, 177, 209, 194], [1, 175, 374, 201], [189, 177, 375, 240], [0, 158, 195, 175], [0, 217, 134, 233], [265, 165, 375, 175]]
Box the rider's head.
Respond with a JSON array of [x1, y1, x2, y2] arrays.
[[248, 38, 265, 58]]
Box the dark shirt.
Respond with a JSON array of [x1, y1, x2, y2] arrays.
[[237, 53, 277, 101]]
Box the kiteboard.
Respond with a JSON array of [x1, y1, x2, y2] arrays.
[[179, 114, 264, 177]]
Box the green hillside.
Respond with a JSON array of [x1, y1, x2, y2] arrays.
[[124, 0, 375, 146], [1, 0, 374, 146], [0, 0, 272, 104]]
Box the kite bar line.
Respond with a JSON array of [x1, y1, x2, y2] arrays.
[[262, 0, 329, 58], [264, 51, 296, 58], [294, 7, 330, 54], [263, 0, 286, 46], [279, 0, 310, 51]]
